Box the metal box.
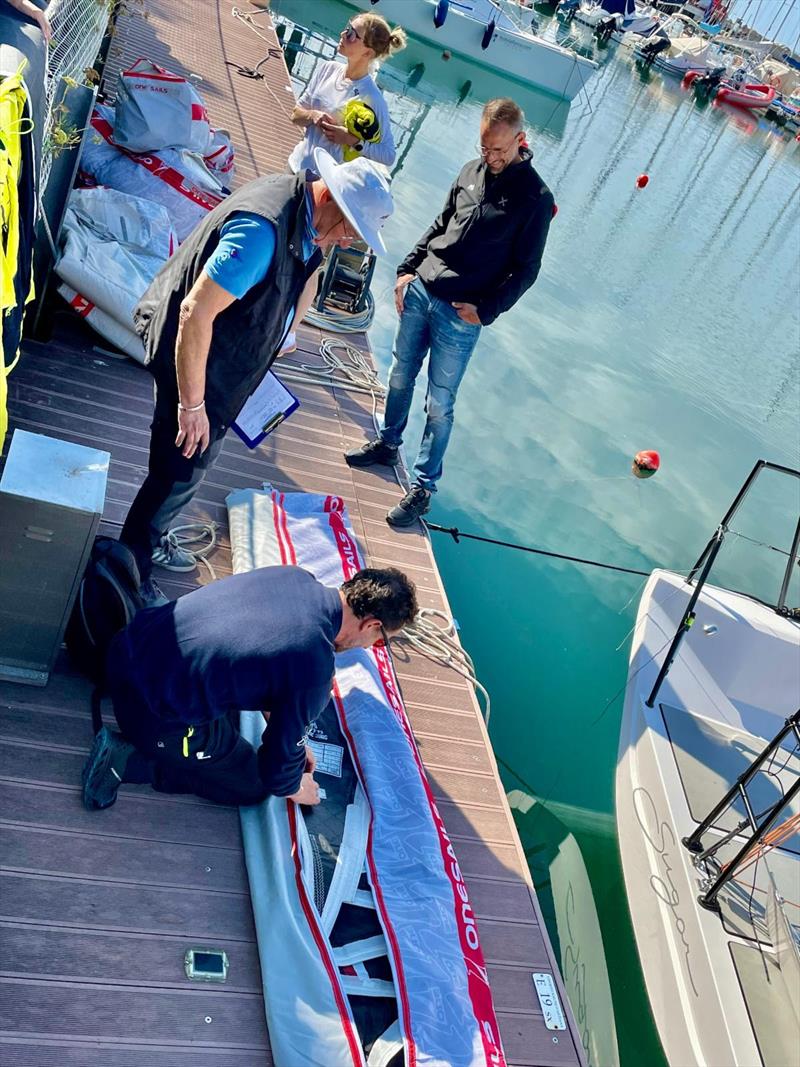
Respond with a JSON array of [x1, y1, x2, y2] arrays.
[[0, 430, 109, 686]]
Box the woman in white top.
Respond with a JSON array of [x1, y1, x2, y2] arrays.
[[280, 13, 406, 354], [289, 13, 407, 177]]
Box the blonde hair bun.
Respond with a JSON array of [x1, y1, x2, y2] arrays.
[[389, 26, 408, 54]]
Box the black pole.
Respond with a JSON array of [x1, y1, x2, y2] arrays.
[[777, 513, 800, 614], [698, 774, 800, 912], [683, 711, 800, 853], [646, 528, 726, 708], [687, 461, 764, 583]]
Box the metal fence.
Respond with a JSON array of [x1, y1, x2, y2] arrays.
[[40, 0, 113, 194]]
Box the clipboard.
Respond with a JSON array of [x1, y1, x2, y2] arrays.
[[231, 369, 299, 449]]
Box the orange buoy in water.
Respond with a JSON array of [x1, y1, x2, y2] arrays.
[[636, 173, 650, 189], [632, 450, 660, 479]]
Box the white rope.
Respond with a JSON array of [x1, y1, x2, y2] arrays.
[[280, 336, 385, 398], [279, 336, 386, 432], [162, 521, 220, 581], [395, 609, 492, 726], [303, 292, 376, 333]]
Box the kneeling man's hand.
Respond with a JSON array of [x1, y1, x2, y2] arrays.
[[289, 772, 321, 806]]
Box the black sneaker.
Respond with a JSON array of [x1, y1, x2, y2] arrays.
[[344, 438, 399, 469], [140, 577, 169, 608], [81, 727, 136, 810], [386, 485, 432, 528]]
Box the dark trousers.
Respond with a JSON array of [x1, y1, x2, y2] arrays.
[[120, 398, 227, 582], [108, 641, 268, 807]]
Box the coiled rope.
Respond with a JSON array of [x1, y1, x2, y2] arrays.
[[279, 336, 385, 399], [399, 609, 492, 724], [302, 291, 376, 333], [279, 336, 386, 431]]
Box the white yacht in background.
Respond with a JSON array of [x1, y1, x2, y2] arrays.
[[635, 32, 716, 76], [340, 0, 598, 100], [559, 0, 660, 39], [617, 460, 800, 1066]]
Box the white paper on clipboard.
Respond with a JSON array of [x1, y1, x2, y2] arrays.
[[232, 370, 299, 449]]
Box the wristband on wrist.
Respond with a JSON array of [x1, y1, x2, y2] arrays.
[[178, 399, 205, 413]]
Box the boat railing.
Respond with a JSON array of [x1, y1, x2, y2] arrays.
[[645, 459, 800, 709], [681, 710, 800, 913]]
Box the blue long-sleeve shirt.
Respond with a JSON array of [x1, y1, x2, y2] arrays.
[[115, 566, 342, 796]]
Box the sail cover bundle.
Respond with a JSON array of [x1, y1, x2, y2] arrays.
[[227, 487, 506, 1067]]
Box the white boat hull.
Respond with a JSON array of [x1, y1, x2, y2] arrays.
[[341, 0, 597, 100], [616, 570, 800, 1066], [573, 5, 656, 34]]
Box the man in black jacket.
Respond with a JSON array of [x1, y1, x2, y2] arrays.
[[120, 151, 393, 604], [346, 98, 554, 527]]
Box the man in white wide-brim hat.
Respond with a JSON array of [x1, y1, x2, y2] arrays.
[[122, 152, 393, 605]]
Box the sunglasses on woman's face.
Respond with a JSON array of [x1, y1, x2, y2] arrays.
[[342, 21, 362, 42]]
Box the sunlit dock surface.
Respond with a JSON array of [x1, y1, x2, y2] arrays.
[[0, 4, 583, 1063]]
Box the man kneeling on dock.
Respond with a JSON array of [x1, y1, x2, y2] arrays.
[[80, 566, 417, 810], [121, 149, 393, 606]]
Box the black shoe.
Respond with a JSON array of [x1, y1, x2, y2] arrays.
[[386, 485, 432, 528], [140, 577, 169, 608], [81, 727, 136, 810], [344, 438, 399, 469]]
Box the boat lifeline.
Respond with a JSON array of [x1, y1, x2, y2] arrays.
[[341, 0, 597, 100], [616, 460, 800, 1066]]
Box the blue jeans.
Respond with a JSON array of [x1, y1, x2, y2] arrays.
[[380, 277, 481, 490]]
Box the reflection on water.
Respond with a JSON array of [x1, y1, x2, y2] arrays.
[[509, 788, 622, 1067], [271, 3, 800, 1065]]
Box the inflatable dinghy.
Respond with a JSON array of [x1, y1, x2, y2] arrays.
[[227, 487, 506, 1067]]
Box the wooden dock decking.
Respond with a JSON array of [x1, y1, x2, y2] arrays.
[[0, 3, 584, 1065]]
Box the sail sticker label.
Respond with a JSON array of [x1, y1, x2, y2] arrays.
[[308, 740, 344, 778], [532, 973, 566, 1030]]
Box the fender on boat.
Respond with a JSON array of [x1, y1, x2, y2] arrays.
[[434, 0, 449, 28], [683, 70, 701, 87], [481, 18, 496, 49]]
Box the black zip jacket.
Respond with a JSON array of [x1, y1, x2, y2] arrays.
[[397, 149, 554, 326]]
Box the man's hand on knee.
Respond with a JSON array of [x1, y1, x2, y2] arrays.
[[288, 771, 321, 806]]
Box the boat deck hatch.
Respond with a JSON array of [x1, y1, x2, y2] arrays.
[[730, 940, 800, 1067], [661, 703, 800, 855]]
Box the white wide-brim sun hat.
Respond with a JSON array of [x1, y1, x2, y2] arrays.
[[313, 147, 393, 256]]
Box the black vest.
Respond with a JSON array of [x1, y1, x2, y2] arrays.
[[133, 173, 321, 428]]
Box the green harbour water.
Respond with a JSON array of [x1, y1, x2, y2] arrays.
[[271, 3, 800, 1063]]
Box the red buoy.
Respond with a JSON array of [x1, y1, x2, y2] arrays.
[[551, 202, 559, 218], [632, 450, 660, 479], [636, 173, 650, 189]]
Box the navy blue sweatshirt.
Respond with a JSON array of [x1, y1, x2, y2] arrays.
[[115, 566, 342, 796]]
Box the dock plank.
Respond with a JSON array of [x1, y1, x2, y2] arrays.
[[0, 1, 583, 1063]]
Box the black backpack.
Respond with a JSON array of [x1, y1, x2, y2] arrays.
[[65, 536, 145, 695]]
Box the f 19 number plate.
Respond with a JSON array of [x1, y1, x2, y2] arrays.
[[532, 972, 566, 1030]]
